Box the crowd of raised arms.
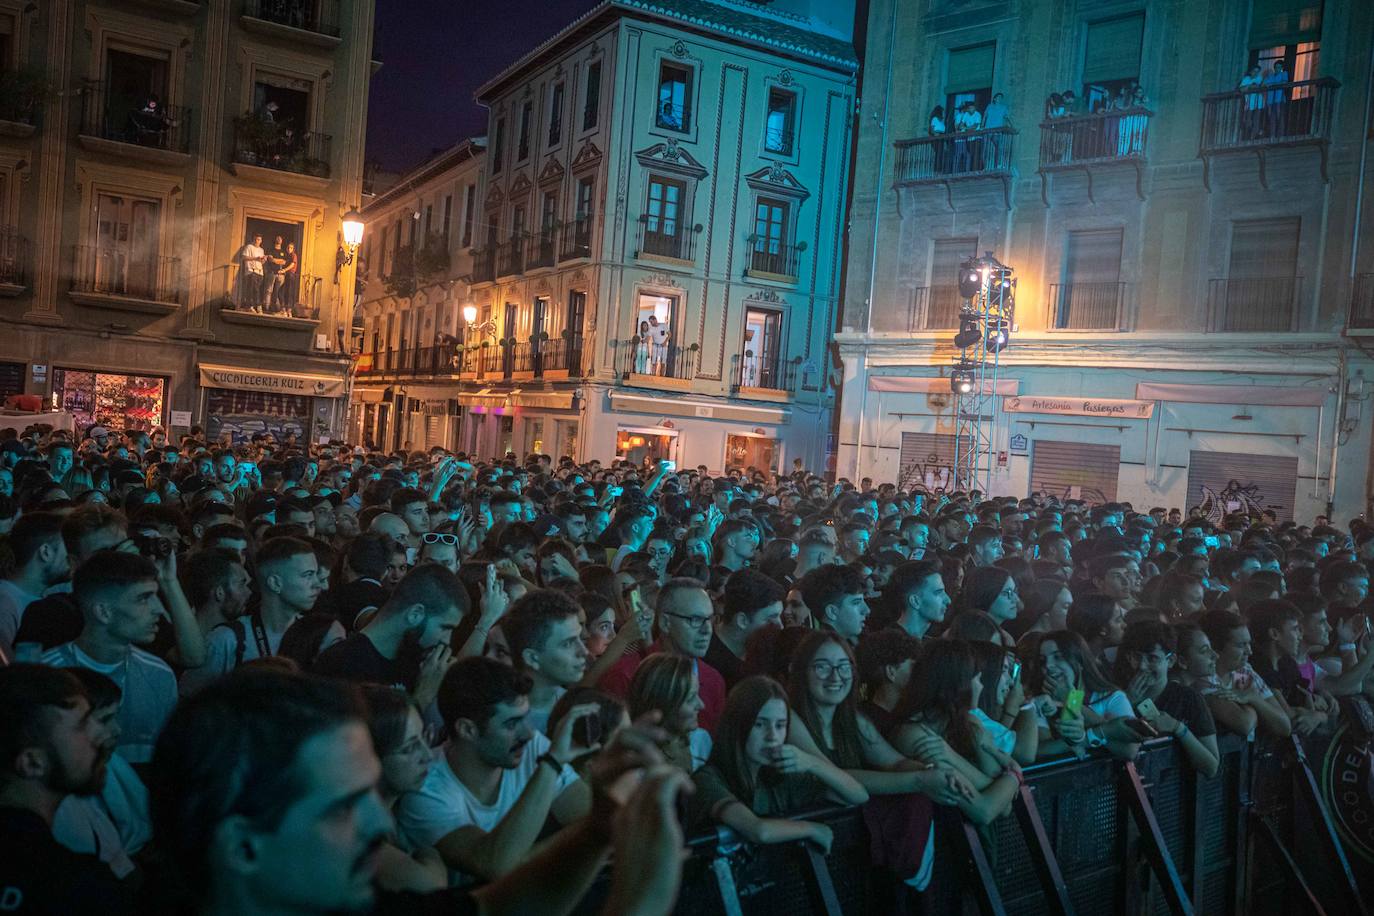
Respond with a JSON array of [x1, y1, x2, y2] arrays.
[[0, 421, 1369, 915]]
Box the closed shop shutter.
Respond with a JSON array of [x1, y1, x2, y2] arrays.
[[1030, 440, 1121, 504], [425, 415, 443, 450], [1185, 450, 1298, 522], [899, 432, 957, 493]]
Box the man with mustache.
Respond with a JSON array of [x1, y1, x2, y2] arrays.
[[0, 663, 133, 912]]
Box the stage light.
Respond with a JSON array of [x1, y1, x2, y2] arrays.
[[986, 318, 1010, 353], [958, 259, 983, 299], [950, 360, 977, 395], [954, 315, 981, 349]]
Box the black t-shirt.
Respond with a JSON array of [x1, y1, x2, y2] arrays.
[[317, 579, 389, 631], [314, 632, 414, 690], [13, 594, 82, 652], [1157, 681, 1216, 739], [704, 633, 745, 690], [0, 806, 135, 915], [860, 699, 902, 740]]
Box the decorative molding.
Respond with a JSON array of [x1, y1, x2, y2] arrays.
[[507, 172, 533, 198], [670, 39, 689, 59], [778, 69, 795, 86], [641, 272, 679, 289], [570, 140, 603, 173], [570, 269, 587, 283], [745, 288, 785, 305], [483, 183, 505, 209], [537, 158, 565, 185], [633, 141, 708, 181], [744, 162, 811, 201]]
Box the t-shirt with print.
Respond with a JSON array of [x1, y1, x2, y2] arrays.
[[649, 323, 670, 347], [396, 731, 579, 852], [1198, 665, 1274, 700], [41, 643, 177, 765]]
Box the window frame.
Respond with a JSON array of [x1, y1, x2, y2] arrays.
[[548, 81, 565, 148], [582, 58, 602, 132], [762, 85, 799, 159], [651, 52, 700, 143]]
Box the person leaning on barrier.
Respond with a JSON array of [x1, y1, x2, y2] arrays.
[[1022, 629, 1151, 760], [1114, 622, 1220, 777]]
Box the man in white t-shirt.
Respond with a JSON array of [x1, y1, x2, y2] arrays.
[[397, 656, 592, 881], [238, 234, 266, 311], [41, 551, 176, 765], [647, 315, 670, 375]]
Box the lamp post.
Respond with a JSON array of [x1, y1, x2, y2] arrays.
[[336, 207, 365, 281]]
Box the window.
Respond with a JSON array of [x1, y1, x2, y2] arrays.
[[741, 307, 783, 388], [378, 225, 389, 275], [548, 82, 565, 146], [1056, 229, 1124, 329], [575, 177, 594, 220], [944, 43, 995, 125], [517, 101, 532, 160], [925, 237, 978, 328], [461, 185, 476, 247], [442, 195, 453, 242], [103, 50, 170, 142], [540, 191, 558, 232], [1082, 14, 1145, 110], [646, 177, 684, 236], [510, 205, 526, 239], [751, 197, 789, 274], [492, 118, 505, 174], [392, 219, 402, 265], [424, 204, 433, 240], [656, 62, 693, 132], [407, 214, 416, 247], [90, 192, 161, 297], [1249, 0, 1322, 88], [583, 61, 601, 130], [764, 88, 797, 155], [632, 292, 677, 376]]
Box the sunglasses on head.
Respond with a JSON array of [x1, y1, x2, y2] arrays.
[[422, 533, 459, 546]]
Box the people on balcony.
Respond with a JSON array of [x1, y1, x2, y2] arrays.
[[634, 321, 650, 374], [647, 315, 670, 376], [237, 233, 266, 310], [1263, 60, 1290, 136], [128, 95, 176, 147], [1239, 64, 1265, 139]]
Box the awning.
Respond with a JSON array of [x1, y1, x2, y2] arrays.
[[511, 391, 574, 410], [1135, 382, 1326, 407], [608, 391, 788, 424], [353, 388, 385, 403], [868, 375, 1020, 395], [457, 389, 508, 409], [200, 364, 346, 398], [1005, 395, 1153, 419]]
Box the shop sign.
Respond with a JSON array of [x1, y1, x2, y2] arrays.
[[1004, 395, 1154, 419], [199, 365, 345, 398], [31, 364, 46, 383], [1009, 433, 1029, 454], [170, 410, 192, 427]]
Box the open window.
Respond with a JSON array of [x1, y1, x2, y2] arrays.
[[234, 216, 308, 315], [741, 306, 784, 389], [656, 62, 693, 132], [945, 43, 995, 126], [631, 291, 678, 377], [764, 88, 797, 155]]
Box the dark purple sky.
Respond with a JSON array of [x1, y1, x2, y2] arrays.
[[366, 0, 599, 173]]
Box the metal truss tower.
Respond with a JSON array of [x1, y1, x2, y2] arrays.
[[952, 254, 1015, 496]]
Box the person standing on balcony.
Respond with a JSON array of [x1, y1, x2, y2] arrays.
[[635, 320, 650, 374], [1263, 60, 1289, 138], [980, 93, 1008, 166], [1239, 65, 1264, 140], [281, 241, 300, 315], [648, 315, 670, 376], [238, 234, 265, 311], [927, 105, 948, 173], [264, 235, 287, 312]]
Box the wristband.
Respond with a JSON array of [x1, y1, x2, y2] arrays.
[[536, 752, 562, 774], [1340, 642, 1357, 652]]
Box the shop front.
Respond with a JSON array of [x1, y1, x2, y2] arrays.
[[198, 364, 347, 445], [53, 368, 167, 434]]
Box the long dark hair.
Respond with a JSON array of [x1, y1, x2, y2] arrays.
[[960, 566, 1012, 614], [968, 641, 1010, 719], [1010, 577, 1069, 639], [787, 630, 863, 768], [1034, 629, 1116, 700], [893, 638, 978, 758], [707, 675, 789, 800]]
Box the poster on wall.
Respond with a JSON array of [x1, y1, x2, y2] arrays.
[[204, 389, 312, 444]]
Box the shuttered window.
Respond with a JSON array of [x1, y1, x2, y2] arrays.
[[1249, 0, 1324, 48], [924, 238, 978, 329], [1030, 441, 1120, 505], [946, 43, 996, 95], [1058, 229, 1124, 329], [1065, 229, 1123, 285], [1083, 14, 1146, 85], [1228, 218, 1299, 278], [899, 432, 958, 493], [1186, 450, 1298, 521]]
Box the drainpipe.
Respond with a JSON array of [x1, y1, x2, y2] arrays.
[[853, 0, 899, 480], [1349, 18, 1374, 280]]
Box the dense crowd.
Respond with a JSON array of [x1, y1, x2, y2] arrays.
[[0, 421, 1369, 915]]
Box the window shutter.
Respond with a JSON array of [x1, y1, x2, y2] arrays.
[[899, 432, 958, 492], [1065, 229, 1123, 284], [1030, 441, 1121, 504], [1186, 450, 1298, 521], [1083, 14, 1145, 85], [945, 43, 996, 95], [1249, 0, 1324, 48], [1228, 218, 1300, 278]]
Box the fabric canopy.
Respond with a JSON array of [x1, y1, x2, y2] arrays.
[[1135, 382, 1326, 407], [868, 375, 1020, 395]]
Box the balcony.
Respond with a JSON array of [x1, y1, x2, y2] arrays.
[[559, 215, 592, 261], [231, 117, 332, 183], [526, 229, 557, 270], [70, 245, 181, 313], [0, 227, 30, 295], [470, 247, 495, 284], [363, 346, 459, 378], [478, 344, 503, 377], [1038, 108, 1151, 202], [1207, 276, 1300, 332], [538, 333, 583, 377], [0, 69, 45, 135], [764, 125, 794, 156], [907, 285, 963, 331], [496, 236, 525, 277], [747, 242, 803, 283], [508, 340, 537, 378], [1351, 273, 1374, 331], [620, 337, 699, 390], [221, 272, 322, 329], [636, 216, 699, 263], [77, 83, 192, 165], [893, 127, 1015, 206], [1049, 282, 1131, 331], [241, 0, 341, 48], [732, 349, 796, 401], [1199, 78, 1338, 188]]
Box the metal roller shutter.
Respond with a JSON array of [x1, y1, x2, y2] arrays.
[[1185, 450, 1298, 522], [1030, 440, 1121, 505], [425, 415, 443, 450], [899, 432, 957, 493]]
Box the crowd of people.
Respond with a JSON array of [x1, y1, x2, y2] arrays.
[[0, 420, 1369, 914]]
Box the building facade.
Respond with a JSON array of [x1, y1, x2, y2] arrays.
[[0, 0, 372, 442], [350, 138, 485, 451], [838, 0, 1374, 523], [457, 0, 856, 472]]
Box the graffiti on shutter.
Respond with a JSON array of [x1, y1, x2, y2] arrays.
[[1029, 440, 1120, 505], [899, 432, 957, 493], [1185, 450, 1298, 523]]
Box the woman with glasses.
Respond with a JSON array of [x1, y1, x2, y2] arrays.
[[1112, 621, 1219, 775], [888, 639, 1021, 826], [689, 675, 867, 853], [361, 686, 445, 893], [628, 653, 711, 772], [958, 566, 1021, 646], [785, 630, 975, 805]]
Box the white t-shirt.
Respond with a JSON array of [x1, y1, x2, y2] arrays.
[[240, 243, 265, 274], [41, 643, 177, 765], [397, 732, 579, 851], [971, 708, 1016, 755], [649, 323, 670, 347], [52, 751, 150, 878], [688, 728, 712, 772], [179, 614, 344, 697]]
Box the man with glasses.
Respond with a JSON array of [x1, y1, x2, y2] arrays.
[[599, 578, 727, 731], [419, 531, 460, 573]]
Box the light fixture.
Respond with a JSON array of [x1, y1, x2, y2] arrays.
[[462, 304, 478, 324], [985, 318, 1010, 353], [950, 360, 977, 395], [958, 259, 983, 299], [335, 207, 365, 280], [954, 315, 981, 349]]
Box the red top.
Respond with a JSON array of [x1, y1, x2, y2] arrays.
[[599, 641, 727, 734]]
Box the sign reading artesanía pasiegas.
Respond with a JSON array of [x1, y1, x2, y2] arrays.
[[199, 365, 345, 398], [1003, 395, 1154, 419]]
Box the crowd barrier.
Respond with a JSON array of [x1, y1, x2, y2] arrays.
[[569, 729, 1372, 916]]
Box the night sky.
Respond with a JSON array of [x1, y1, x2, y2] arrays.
[[366, 0, 600, 173]]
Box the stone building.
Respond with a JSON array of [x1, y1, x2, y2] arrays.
[[838, 0, 1374, 521], [0, 0, 373, 442]]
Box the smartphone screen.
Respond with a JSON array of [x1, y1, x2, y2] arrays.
[[1062, 687, 1085, 719]]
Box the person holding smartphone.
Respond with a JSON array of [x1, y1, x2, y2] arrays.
[[1113, 622, 1219, 776], [1197, 609, 1292, 740]]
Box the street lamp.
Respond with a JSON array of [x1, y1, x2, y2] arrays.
[[336, 207, 365, 280], [463, 304, 478, 324]]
